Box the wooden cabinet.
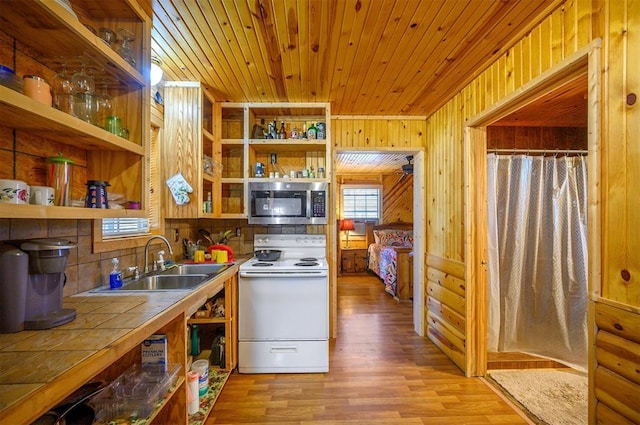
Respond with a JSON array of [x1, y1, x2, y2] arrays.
[[341, 248, 368, 273], [214, 102, 332, 218], [188, 273, 238, 371], [160, 99, 331, 219], [215, 103, 247, 217], [0, 0, 150, 219], [187, 273, 237, 423], [162, 82, 216, 218]]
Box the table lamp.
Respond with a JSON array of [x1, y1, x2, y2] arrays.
[[340, 219, 355, 248]]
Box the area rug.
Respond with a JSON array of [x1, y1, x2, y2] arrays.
[[487, 369, 587, 425]]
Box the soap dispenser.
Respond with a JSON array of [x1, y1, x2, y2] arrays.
[[109, 257, 123, 289]]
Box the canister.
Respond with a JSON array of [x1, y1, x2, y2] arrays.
[[23, 75, 52, 106], [255, 162, 264, 177], [85, 180, 109, 209], [46, 154, 74, 206]]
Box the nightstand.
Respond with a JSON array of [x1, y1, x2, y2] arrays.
[[340, 248, 368, 273]]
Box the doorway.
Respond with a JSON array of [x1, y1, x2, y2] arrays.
[[464, 40, 601, 422], [333, 148, 426, 335]]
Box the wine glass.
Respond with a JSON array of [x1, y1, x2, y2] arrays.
[[95, 78, 114, 127], [71, 57, 95, 94], [117, 29, 136, 67], [70, 57, 98, 124], [52, 59, 73, 113]]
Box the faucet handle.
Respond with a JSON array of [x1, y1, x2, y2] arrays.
[[126, 265, 140, 280]]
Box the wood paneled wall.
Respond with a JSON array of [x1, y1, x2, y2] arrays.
[[594, 302, 640, 424], [423, 0, 639, 423], [332, 118, 425, 149], [487, 126, 588, 151], [426, 254, 466, 372], [381, 174, 413, 224]]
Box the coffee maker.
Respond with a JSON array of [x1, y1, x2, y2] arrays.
[[0, 238, 77, 333]]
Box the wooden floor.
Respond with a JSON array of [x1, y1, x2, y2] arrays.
[[206, 275, 528, 424]]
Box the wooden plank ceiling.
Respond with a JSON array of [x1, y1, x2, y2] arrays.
[[151, 0, 560, 116]]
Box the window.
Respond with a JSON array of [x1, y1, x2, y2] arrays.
[[99, 123, 160, 242], [102, 218, 150, 238], [342, 186, 381, 221]]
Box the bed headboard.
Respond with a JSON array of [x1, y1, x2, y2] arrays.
[[366, 221, 413, 246]]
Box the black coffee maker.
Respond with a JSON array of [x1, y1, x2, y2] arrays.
[[0, 238, 77, 333]]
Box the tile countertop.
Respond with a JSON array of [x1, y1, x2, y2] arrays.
[[0, 261, 243, 424]]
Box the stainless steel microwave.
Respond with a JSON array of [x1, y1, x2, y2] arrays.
[[248, 181, 328, 225]]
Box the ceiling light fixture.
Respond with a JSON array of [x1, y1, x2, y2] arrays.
[[150, 57, 163, 86]]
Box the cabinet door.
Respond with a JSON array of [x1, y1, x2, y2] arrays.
[[341, 252, 355, 273], [354, 252, 368, 272], [162, 82, 209, 218]]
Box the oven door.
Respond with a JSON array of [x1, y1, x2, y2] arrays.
[[238, 272, 328, 340]]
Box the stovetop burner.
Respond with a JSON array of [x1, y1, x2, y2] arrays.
[[300, 257, 318, 262], [252, 262, 274, 267], [294, 261, 319, 267]]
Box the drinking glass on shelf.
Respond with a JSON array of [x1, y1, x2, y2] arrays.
[[52, 59, 73, 113], [71, 93, 98, 125], [117, 28, 136, 67], [70, 58, 100, 125], [95, 78, 114, 127], [71, 58, 95, 95], [98, 28, 117, 49]]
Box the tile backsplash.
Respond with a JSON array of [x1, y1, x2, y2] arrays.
[[0, 218, 317, 297]]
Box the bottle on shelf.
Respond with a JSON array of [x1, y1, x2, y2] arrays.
[[307, 122, 317, 140], [204, 191, 212, 213], [290, 126, 298, 139], [278, 121, 286, 139], [300, 122, 307, 139], [270, 118, 278, 139]]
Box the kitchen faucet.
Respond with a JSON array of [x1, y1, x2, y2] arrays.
[[144, 235, 174, 274]]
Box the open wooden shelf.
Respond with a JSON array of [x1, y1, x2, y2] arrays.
[[0, 87, 145, 155], [0, 203, 147, 220], [0, 0, 145, 86]]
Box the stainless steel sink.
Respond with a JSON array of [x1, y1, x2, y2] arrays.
[[118, 274, 208, 291], [162, 263, 229, 276], [91, 263, 230, 292]]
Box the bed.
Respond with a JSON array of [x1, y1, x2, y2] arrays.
[[366, 222, 414, 300]]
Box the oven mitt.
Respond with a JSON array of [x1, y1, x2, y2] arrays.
[[166, 172, 193, 205]]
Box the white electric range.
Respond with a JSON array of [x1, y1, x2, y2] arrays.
[[238, 234, 329, 373]]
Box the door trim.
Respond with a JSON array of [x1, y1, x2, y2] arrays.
[[463, 39, 601, 386]]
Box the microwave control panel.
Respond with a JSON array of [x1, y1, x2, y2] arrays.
[[311, 191, 326, 217]]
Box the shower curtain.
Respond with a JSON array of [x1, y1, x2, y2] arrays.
[[486, 154, 588, 371]]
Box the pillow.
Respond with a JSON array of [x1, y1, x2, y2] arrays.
[[374, 229, 413, 247]]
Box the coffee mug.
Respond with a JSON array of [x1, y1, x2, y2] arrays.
[[104, 115, 123, 135], [29, 186, 55, 206], [0, 179, 29, 204]]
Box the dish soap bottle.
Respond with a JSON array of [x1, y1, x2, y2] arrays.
[[109, 257, 123, 289]]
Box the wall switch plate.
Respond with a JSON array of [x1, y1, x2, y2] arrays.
[[270, 153, 277, 164], [235, 227, 241, 237], [174, 229, 179, 242]]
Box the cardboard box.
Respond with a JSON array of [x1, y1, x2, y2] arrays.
[[141, 334, 167, 369]]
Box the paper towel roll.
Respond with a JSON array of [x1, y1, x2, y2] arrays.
[[187, 371, 199, 414]]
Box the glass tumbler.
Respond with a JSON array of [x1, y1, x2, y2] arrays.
[[117, 29, 136, 67], [71, 93, 98, 125], [53, 61, 73, 113]]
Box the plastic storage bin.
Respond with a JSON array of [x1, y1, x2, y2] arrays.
[[90, 363, 181, 422]]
